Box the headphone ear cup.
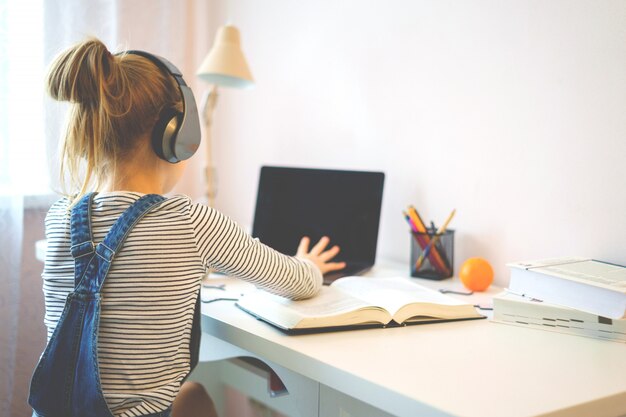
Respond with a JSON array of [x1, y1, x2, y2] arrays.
[[152, 108, 182, 162]]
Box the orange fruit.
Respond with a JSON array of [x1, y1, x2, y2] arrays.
[[459, 257, 494, 291]]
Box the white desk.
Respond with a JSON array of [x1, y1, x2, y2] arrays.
[[195, 265, 626, 417], [33, 239, 626, 416]]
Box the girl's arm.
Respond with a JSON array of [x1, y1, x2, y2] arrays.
[[190, 202, 339, 300]]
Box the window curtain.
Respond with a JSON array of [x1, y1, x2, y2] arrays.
[[0, 0, 43, 415], [1, 1, 211, 415], [0, 195, 23, 417]]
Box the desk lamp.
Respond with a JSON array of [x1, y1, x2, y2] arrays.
[[196, 24, 254, 205]]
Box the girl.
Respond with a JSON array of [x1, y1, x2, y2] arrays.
[[33, 37, 345, 417]]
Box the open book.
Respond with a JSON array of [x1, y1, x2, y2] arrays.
[[236, 277, 485, 334]]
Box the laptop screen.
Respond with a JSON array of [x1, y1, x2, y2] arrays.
[[252, 166, 385, 266]]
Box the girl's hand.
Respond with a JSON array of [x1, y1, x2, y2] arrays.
[[296, 236, 346, 275]]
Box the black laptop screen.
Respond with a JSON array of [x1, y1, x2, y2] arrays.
[[252, 166, 385, 265]]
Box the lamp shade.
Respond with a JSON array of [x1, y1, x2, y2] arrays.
[[197, 25, 254, 88]]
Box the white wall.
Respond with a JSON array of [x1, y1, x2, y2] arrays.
[[205, 0, 626, 285]]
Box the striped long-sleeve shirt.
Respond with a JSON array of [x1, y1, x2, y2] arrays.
[[41, 191, 322, 417]]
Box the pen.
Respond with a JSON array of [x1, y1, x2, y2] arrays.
[[403, 211, 419, 233], [414, 209, 456, 271]]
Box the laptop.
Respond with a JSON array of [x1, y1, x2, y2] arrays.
[[252, 166, 385, 284]]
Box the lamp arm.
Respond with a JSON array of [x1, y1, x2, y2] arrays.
[[201, 85, 219, 205], [201, 85, 219, 126]]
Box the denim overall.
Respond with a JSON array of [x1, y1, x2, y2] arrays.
[[29, 192, 173, 417]]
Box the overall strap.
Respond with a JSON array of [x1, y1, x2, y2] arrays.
[[70, 192, 98, 286], [74, 194, 166, 293]]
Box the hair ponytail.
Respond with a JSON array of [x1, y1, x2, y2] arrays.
[[46, 37, 182, 203], [47, 38, 114, 105]]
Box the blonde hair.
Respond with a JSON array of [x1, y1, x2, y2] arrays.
[[46, 38, 183, 203]]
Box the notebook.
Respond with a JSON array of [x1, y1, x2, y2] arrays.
[[252, 166, 385, 284]]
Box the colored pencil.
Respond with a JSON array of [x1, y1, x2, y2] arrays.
[[414, 209, 456, 271]]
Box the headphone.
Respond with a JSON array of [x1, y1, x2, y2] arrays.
[[124, 50, 201, 163]]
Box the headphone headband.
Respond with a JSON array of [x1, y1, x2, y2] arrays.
[[123, 50, 201, 163]]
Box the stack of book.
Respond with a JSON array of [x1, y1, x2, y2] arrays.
[[493, 257, 626, 343]]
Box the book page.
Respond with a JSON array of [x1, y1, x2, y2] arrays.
[[508, 257, 588, 269], [539, 261, 626, 291], [260, 286, 375, 317], [236, 286, 390, 329], [332, 277, 468, 316]]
